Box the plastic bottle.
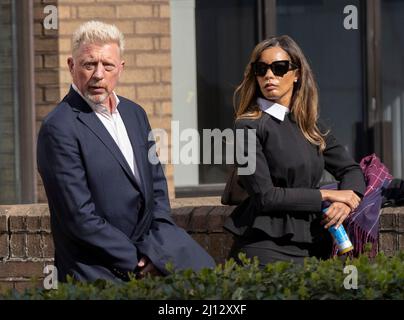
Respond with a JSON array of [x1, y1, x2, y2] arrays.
[[322, 207, 353, 255]]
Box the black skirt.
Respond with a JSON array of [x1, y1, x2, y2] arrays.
[[228, 228, 333, 266]]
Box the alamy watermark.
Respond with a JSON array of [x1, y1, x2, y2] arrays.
[[343, 5, 358, 30], [343, 265, 358, 290], [43, 264, 359, 291], [43, 265, 58, 290], [148, 122, 257, 175], [42, 5, 359, 33], [43, 5, 58, 30]]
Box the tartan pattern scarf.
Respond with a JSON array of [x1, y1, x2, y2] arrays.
[[322, 153, 393, 258]]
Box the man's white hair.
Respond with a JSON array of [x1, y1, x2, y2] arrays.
[[72, 20, 125, 56]]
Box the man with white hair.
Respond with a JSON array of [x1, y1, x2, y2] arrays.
[[37, 21, 215, 282]]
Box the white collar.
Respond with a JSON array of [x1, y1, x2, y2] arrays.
[[71, 83, 120, 115], [257, 97, 290, 121]]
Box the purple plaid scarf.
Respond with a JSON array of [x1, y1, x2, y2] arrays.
[[322, 153, 393, 258]]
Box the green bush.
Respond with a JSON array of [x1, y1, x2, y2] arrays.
[[1, 251, 403, 300]]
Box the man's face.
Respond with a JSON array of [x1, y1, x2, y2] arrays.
[[68, 42, 124, 105]]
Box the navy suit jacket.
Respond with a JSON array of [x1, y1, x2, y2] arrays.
[[37, 88, 215, 282]]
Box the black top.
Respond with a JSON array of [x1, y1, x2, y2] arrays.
[[224, 111, 366, 244]]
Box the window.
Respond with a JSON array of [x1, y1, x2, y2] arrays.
[[0, 0, 18, 203], [171, 0, 260, 196], [0, 1, 35, 204], [381, 0, 404, 178], [277, 0, 365, 161], [195, 0, 259, 184], [170, 0, 404, 196]]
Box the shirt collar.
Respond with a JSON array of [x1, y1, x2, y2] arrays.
[[257, 97, 290, 121], [71, 83, 120, 116]]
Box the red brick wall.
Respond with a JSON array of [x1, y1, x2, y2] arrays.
[[379, 207, 404, 256], [0, 198, 236, 292], [1, 199, 404, 292], [0, 205, 53, 291]]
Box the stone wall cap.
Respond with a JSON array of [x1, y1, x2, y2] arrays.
[[170, 197, 222, 208], [0, 204, 49, 217]]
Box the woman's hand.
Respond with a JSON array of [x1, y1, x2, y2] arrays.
[[320, 189, 360, 210], [321, 201, 351, 229]]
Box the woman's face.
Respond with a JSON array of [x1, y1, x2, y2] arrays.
[[256, 47, 299, 107]]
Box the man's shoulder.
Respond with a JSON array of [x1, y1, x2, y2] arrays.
[[43, 87, 92, 125], [43, 101, 74, 123], [117, 95, 147, 117], [40, 99, 78, 136]]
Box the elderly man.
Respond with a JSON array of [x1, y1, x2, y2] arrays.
[[37, 21, 215, 282]]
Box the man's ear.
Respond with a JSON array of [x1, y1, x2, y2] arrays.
[[118, 60, 125, 77], [67, 57, 74, 74]]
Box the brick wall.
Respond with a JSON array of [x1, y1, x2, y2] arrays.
[[33, 0, 174, 201], [378, 206, 404, 256], [1, 199, 403, 292], [0, 205, 52, 292]]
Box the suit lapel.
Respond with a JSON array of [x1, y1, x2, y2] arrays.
[[118, 102, 148, 198], [65, 88, 139, 189]]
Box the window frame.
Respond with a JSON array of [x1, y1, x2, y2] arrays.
[[14, 0, 36, 203]]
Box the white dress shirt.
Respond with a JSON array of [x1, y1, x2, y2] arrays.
[[257, 97, 290, 122], [72, 84, 140, 185]]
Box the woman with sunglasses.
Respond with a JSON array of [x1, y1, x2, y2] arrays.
[[224, 35, 366, 265]]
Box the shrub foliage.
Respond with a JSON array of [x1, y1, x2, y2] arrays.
[[1, 251, 403, 300]]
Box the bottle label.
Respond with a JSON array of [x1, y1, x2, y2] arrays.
[[322, 207, 354, 253], [330, 225, 353, 250]]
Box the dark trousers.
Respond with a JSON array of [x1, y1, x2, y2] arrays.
[[228, 229, 333, 267]]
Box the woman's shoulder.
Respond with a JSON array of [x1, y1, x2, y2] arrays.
[[235, 117, 258, 129], [235, 113, 269, 130]]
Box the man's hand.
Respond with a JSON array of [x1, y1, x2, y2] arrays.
[[136, 256, 163, 278], [321, 201, 351, 229]]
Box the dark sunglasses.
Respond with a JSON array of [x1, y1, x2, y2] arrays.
[[252, 60, 298, 77]]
